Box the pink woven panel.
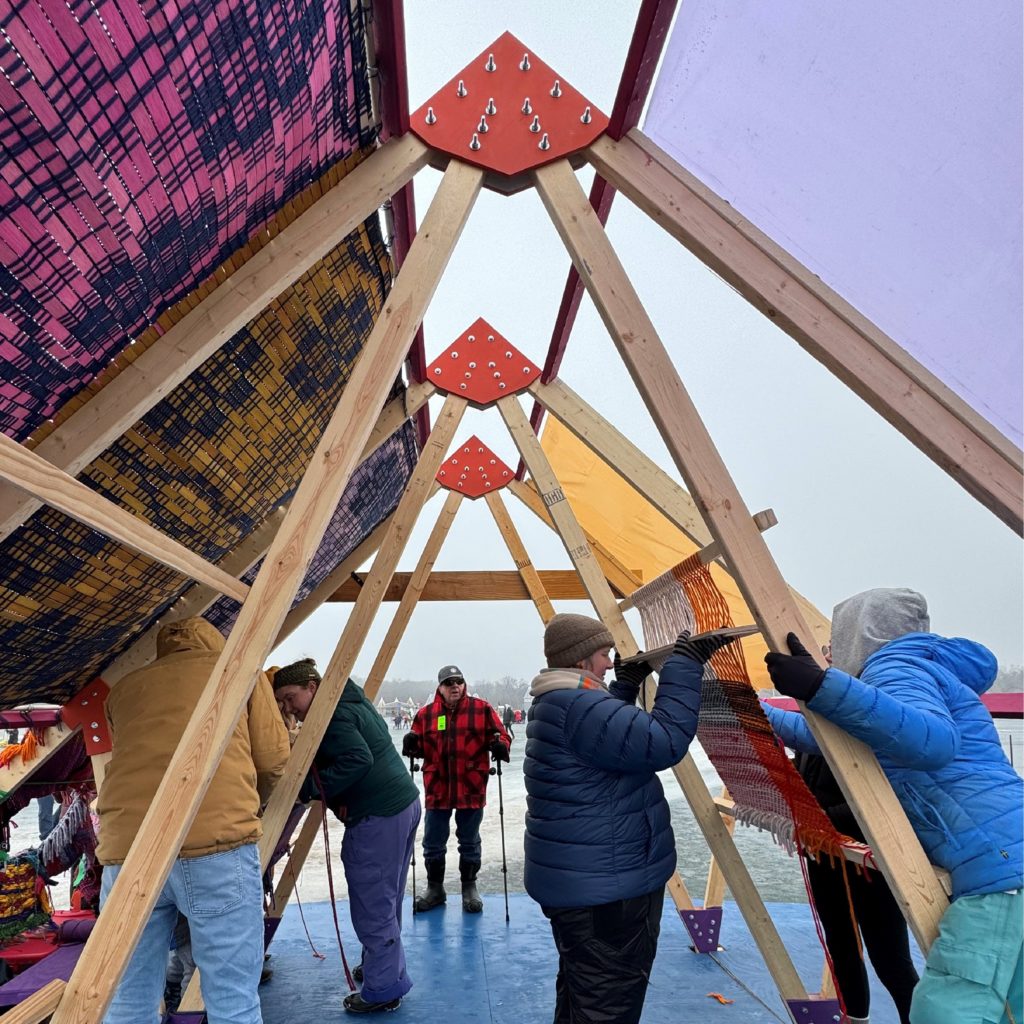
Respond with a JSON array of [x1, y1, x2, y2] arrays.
[[0, 0, 371, 441]]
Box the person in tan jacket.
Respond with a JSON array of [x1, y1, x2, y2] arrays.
[[97, 616, 289, 1024]]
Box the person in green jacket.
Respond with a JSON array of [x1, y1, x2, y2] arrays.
[[273, 659, 421, 1015]]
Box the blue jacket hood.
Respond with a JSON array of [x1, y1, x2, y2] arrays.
[[864, 633, 998, 696]]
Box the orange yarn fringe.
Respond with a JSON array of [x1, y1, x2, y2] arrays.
[[0, 730, 39, 768]]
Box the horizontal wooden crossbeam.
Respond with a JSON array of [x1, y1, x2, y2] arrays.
[[329, 569, 594, 602]]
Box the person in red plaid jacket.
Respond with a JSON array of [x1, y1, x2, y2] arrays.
[[402, 665, 510, 914]]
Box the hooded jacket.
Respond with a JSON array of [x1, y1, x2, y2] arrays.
[[523, 654, 702, 909], [764, 628, 1022, 899], [97, 617, 290, 864]]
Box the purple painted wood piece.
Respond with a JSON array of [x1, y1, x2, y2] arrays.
[[679, 906, 722, 954], [785, 998, 843, 1024]]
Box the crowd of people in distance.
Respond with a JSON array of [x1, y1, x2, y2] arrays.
[[86, 585, 1021, 1024]]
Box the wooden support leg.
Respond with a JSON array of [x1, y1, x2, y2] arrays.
[[703, 786, 735, 909], [1, 979, 66, 1024], [51, 159, 483, 1024], [259, 395, 468, 859], [500, 392, 810, 1000], [484, 490, 556, 623], [363, 490, 464, 695], [533, 155, 948, 953]]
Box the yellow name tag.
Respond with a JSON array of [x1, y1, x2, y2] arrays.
[[437, 715, 447, 731]]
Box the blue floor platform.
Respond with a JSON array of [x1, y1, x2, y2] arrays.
[[259, 895, 923, 1022]]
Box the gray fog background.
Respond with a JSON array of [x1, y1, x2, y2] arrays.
[[270, 1, 1022, 690]]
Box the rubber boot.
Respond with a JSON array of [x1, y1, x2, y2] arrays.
[[460, 858, 483, 914], [414, 857, 446, 913]]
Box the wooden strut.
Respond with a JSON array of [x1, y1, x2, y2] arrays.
[[587, 130, 1023, 535], [328, 569, 590, 603], [528, 375, 830, 642], [484, 489, 556, 623], [50, 158, 483, 1024], [362, 489, 465, 696], [532, 155, 949, 957], [0, 431, 249, 603], [0, 133, 432, 545], [258, 394, 469, 864], [499, 392, 809, 1001]]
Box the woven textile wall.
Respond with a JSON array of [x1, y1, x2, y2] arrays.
[[0, 0, 373, 443], [0, 217, 405, 707]]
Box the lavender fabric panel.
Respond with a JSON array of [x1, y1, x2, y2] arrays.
[[0, 0, 370, 442], [0, 942, 84, 1006], [645, 1, 1023, 448]]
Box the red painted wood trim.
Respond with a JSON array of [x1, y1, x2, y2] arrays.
[[518, 0, 679, 476], [762, 693, 1023, 720]]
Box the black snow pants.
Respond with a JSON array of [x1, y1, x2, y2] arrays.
[[543, 887, 662, 1024]]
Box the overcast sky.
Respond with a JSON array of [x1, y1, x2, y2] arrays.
[[270, 1, 1023, 688]]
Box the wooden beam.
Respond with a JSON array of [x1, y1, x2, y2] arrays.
[[617, 510, 777, 612], [499, 393, 815, 1000], [51, 159, 483, 1024], [2, 979, 66, 1024], [507, 478, 642, 596], [485, 490, 556, 623], [259, 395, 468, 861], [0, 726, 82, 802], [0, 432, 248, 603], [530, 376, 830, 638], [533, 155, 949, 953], [103, 381, 435, 686], [0, 134, 432, 544], [268, 804, 323, 920], [587, 131, 1023, 534], [703, 786, 735, 908], [362, 490, 463, 696], [328, 569, 591, 603]]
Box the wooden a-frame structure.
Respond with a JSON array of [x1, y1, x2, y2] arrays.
[[0, 16, 1019, 1024]]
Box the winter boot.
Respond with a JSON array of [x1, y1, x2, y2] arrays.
[[414, 857, 446, 912], [460, 858, 483, 914]]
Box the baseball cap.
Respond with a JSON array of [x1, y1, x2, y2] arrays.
[[437, 665, 465, 684]]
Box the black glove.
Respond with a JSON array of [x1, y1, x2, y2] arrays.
[[489, 739, 510, 763], [764, 632, 826, 702], [401, 733, 421, 759], [672, 629, 738, 665], [613, 652, 652, 689]]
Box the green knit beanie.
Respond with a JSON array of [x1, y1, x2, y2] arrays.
[[272, 657, 321, 690], [544, 613, 614, 668]]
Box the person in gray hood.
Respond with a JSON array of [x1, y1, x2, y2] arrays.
[[764, 588, 1022, 1024]]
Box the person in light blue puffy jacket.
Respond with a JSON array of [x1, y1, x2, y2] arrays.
[[524, 612, 739, 1024], [763, 588, 1023, 1024]]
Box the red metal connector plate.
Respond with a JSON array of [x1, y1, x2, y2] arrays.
[[411, 31, 609, 181], [62, 678, 111, 755], [436, 436, 514, 499], [426, 318, 540, 407]]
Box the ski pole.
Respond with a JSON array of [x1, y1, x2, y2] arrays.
[[490, 736, 510, 924], [409, 755, 420, 913]]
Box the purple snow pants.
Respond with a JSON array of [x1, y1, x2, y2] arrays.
[[341, 798, 421, 1004]]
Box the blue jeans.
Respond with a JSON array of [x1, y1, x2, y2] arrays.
[[100, 844, 264, 1024], [422, 807, 483, 863]]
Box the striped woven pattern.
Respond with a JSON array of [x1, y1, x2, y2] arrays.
[[0, 0, 372, 443], [637, 554, 850, 859]]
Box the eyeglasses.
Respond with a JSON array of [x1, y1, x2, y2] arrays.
[[440, 679, 465, 687]]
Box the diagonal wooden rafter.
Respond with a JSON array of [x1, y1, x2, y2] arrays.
[[101, 382, 435, 686], [0, 431, 249, 603], [0, 133, 431, 545], [588, 130, 1023, 534], [51, 158, 484, 1024], [533, 154, 949, 953]]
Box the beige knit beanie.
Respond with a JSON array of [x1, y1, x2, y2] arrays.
[[544, 613, 614, 668]]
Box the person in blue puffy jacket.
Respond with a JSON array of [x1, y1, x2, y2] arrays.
[[524, 612, 738, 1024], [763, 588, 1023, 1024]]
